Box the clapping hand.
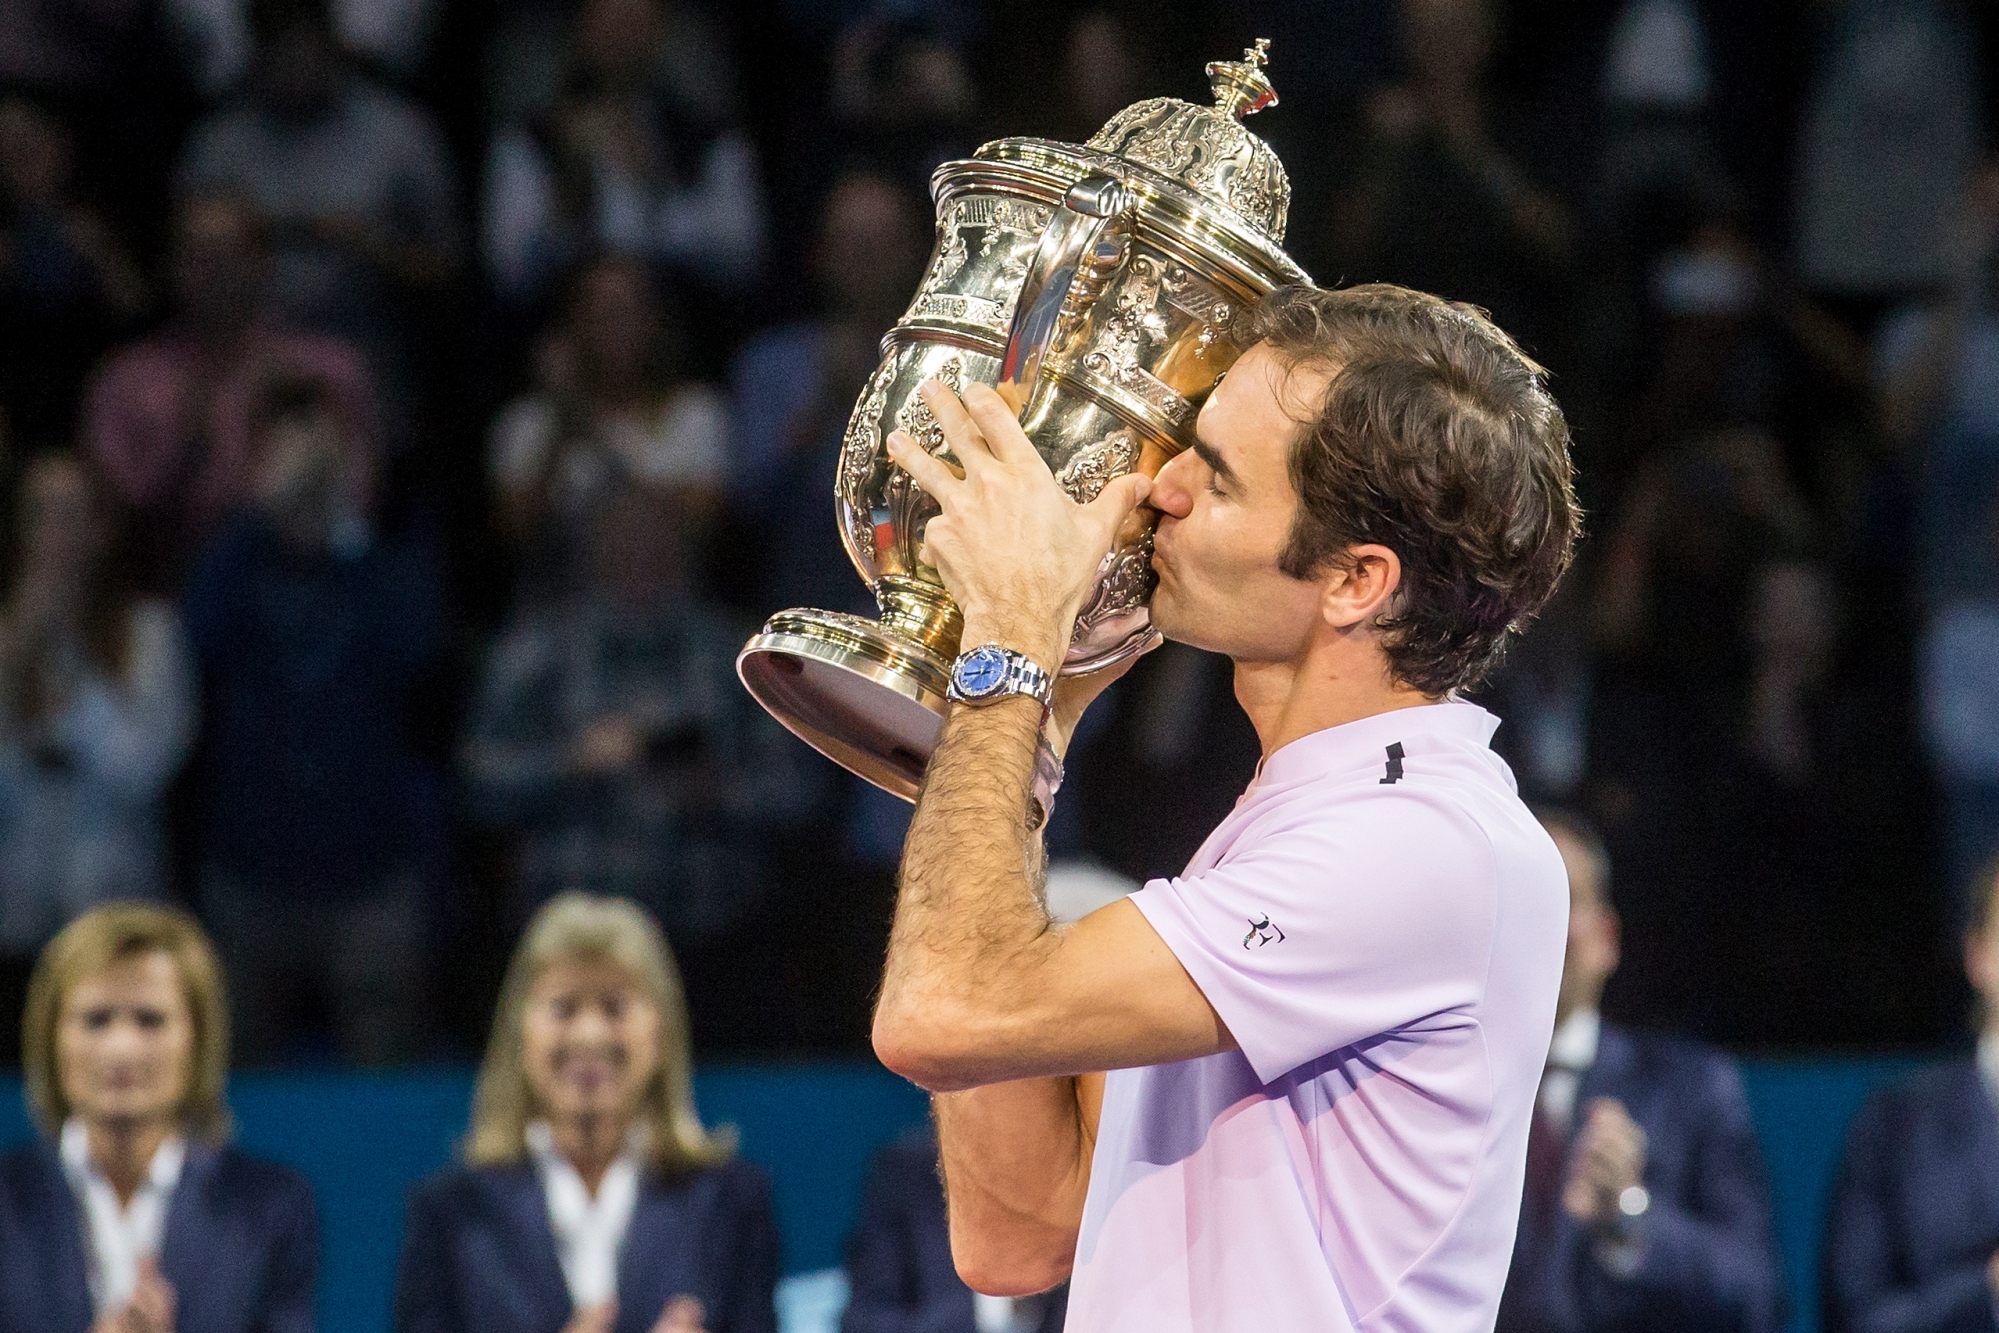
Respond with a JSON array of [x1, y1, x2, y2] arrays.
[[1562, 1097, 1648, 1229], [558, 1294, 709, 1333], [561, 1301, 617, 1333], [89, 1257, 175, 1333], [652, 1295, 707, 1333]]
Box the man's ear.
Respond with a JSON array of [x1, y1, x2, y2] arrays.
[[1319, 543, 1402, 631]]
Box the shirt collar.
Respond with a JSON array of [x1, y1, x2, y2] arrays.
[[1250, 699, 1502, 792], [1548, 1008, 1602, 1073], [1979, 1030, 1999, 1108], [59, 1119, 187, 1200]]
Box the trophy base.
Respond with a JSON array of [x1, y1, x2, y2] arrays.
[[737, 608, 953, 801]]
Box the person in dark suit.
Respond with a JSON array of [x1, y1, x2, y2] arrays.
[[842, 1123, 1064, 1333], [1495, 811, 1785, 1332], [0, 902, 317, 1333], [1822, 853, 1999, 1333], [394, 893, 777, 1333]]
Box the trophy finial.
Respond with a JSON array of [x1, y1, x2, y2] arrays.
[[1206, 38, 1277, 121]]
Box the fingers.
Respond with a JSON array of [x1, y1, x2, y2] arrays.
[[653, 1295, 707, 1333], [916, 379, 998, 470], [959, 381, 1043, 468], [131, 1259, 174, 1333], [563, 1301, 617, 1333], [884, 429, 962, 500], [1084, 470, 1152, 532], [1570, 1104, 1645, 1198]]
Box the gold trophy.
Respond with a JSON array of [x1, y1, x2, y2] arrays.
[[738, 41, 1309, 798]]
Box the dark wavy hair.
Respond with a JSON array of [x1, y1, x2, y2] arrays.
[[1240, 284, 1581, 696]]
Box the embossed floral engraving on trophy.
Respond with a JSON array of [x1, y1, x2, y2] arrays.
[[738, 40, 1310, 800], [904, 198, 1055, 337]]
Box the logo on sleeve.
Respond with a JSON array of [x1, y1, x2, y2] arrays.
[[1380, 742, 1405, 784], [1243, 914, 1286, 948]]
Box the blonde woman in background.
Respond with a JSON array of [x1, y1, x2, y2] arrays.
[[0, 902, 317, 1333], [394, 893, 777, 1333]]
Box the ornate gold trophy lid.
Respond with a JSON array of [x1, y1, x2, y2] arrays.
[[1081, 39, 1291, 244]]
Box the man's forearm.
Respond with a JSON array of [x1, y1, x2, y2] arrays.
[[934, 1073, 1100, 1296], [873, 693, 1055, 1091]]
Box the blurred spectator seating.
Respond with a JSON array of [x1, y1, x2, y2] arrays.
[[164, 0, 443, 97], [0, 456, 195, 1064], [487, 253, 727, 602], [0, 0, 147, 94], [1584, 419, 1927, 1042], [0, 903, 316, 1333], [1879, 156, 1999, 916], [182, 375, 443, 1065], [1496, 811, 1786, 1333], [1921, 503, 1999, 923], [725, 168, 927, 881], [822, 9, 979, 196], [480, 0, 763, 313], [463, 478, 806, 948], [82, 189, 378, 593], [394, 893, 778, 1333], [0, 93, 147, 453], [1822, 855, 1999, 1333], [1336, 0, 1574, 359], [975, 7, 1150, 147], [177, 0, 461, 406], [1793, 0, 1983, 324], [727, 168, 925, 617]]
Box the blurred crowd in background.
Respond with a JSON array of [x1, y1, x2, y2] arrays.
[[0, 0, 1991, 1069]]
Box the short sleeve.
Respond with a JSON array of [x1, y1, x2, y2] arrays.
[[1130, 787, 1499, 1084]]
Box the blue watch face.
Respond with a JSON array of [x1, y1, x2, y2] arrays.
[[955, 645, 1010, 697]]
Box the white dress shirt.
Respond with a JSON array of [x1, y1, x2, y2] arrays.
[[59, 1118, 186, 1315], [525, 1121, 645, 1309], [1977, 1031, 1999, 1109], [1541, 1007, 1602, 1131], [1541, 1008, 1652, 1277]]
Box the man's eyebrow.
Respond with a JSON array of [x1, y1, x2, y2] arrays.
[[1191, 436, 1240, 487]]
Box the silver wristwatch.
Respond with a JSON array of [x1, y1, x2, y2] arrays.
[[946, 644, 1056, 719], [948, 645, 1062, 828]]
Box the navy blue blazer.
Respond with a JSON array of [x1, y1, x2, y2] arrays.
[[1822, 1059, 1999, 1333], [841, 1127, 1064, 1333], [1495, 1023, 1785, 1333], [393, 1157, 778, 1333], [0, 1138, 317, 1333]]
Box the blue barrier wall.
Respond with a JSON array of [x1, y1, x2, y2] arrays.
[[0, 1065, 930, 1333], [0, 1056, 1948, 1333]]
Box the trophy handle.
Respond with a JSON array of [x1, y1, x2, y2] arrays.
[[998, 173, 1134, 418]]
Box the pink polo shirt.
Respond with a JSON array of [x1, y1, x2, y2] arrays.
[[1065, 701, 1567, 1333]]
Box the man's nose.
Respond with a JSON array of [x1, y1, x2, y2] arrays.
[[1151, 451, 1196, 518]]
